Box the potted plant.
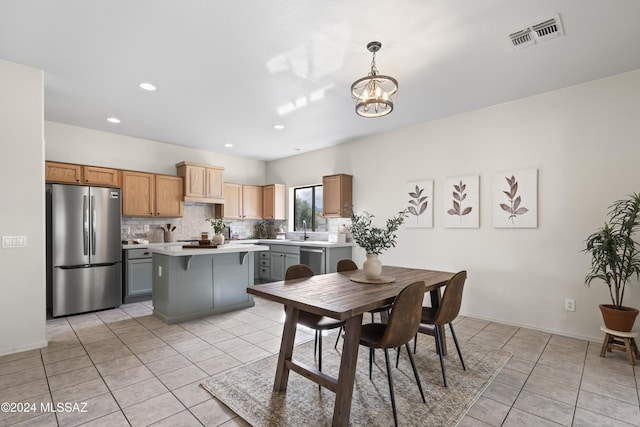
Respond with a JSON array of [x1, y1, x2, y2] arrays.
[[584, 193, 640, 331], [205, 217, 227, 245], [256, 220, 269, 239], [349, 209, 408, 280]]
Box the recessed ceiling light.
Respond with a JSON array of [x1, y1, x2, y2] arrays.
[[107, 117, 121, 124], [139, 82, 156, 91], [224, 143, 234, 148], [273, 124, 285, 130]]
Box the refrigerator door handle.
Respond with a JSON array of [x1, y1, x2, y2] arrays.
[[91, 195, 97, 256], [83, 195, 89, 256]]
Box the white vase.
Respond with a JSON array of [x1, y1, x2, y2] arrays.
[[363, 253, 382, 280], [213, 233, 225, 245]]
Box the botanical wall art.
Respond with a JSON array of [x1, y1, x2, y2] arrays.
[[492, 168, 538, 228], [443, 175, 480, 228], [404, 180, 433, 228]]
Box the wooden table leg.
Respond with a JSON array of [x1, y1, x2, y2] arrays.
[[600, 333, 611, 357], [274, 305, 299, 392], [430, 288, 447, 355], [332, 314, 363, 427]]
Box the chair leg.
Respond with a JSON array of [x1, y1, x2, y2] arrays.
[[395, 347, 400, 368], [314, 330, 318, 357], [449, 322, 466, 371], [318, 331, 323, 372], [383, 349, 398, 427], [371, 312, 375, 323], [334, 326, 343, 349], [404, 343, 426, 403], [413, 333, 417, 354], [434, 324, 448, 387]]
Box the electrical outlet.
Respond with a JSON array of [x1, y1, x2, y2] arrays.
[[158, 266, 162, 277], [565, 298, 575, 311], [143, 224, 150, 232], [2, 236, 27, 248]]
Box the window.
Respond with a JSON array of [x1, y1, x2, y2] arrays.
[[293, 184, 327, 232]]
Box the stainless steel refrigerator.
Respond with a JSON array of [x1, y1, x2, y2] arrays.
[[46, 184, 122, 317]]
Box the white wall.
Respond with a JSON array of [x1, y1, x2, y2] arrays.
[[45, 122, 266, 184], [0, 59, 46, 355], [267, 70, 640, 342]]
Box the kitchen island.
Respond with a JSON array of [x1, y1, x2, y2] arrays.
[[149, 244, 268, 324]]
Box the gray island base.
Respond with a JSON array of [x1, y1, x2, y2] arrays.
[[150, 244, 268, 324]]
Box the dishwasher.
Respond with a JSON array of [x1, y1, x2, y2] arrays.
[[300, 246, 326, 275]]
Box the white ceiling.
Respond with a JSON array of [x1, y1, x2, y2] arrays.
[[1, 1, 639, 161]]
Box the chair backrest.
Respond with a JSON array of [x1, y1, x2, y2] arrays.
[[285, 264, 314, 280], [432, 270, 467, 325], [336, 259, 358, 272], [377, 281, 426, 348]]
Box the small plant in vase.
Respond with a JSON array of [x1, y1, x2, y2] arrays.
[[349, 209, 408, 280], [205, 217, 227, 245], [584, 193, 640, 332]]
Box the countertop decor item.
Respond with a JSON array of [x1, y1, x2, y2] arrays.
[[206, 217, 227, 245], [350, 41, 398, 118], [584, 193, 640, 332], [349, 209, 407, 280]]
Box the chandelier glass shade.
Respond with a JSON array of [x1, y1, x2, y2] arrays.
[[351, 41, 398, 118]]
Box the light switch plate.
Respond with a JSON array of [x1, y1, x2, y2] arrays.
[[2, 236, 27, 248]]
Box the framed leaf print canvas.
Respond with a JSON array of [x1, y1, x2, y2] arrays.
[[443, 175, 479, 228], [404, 180, 433, 228], [493, 168, 538, 228]]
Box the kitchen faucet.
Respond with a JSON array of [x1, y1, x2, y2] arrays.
[[302, 220, 309, 240]]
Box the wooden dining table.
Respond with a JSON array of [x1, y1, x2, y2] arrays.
[[246, 265, 455, 427]]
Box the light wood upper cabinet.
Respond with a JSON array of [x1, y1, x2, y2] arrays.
[[221, 183, 242, 219], [176, 161, 224, 203], [242, 185, 263, 219], [46, 161, 83, 184], [122, 171, 155, 217], [83, 166, 120, 187], [322, 174, 353, 218], [155, 175, 184, 217], [122, 171, 183, 217], [46, 161, 120, 187], [217, 183, 262, 219], [263, 184, 286, 220]]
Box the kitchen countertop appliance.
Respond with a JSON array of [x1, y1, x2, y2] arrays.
[[46, 184, 122, 317]]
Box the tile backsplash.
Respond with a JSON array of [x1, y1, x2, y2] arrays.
[[121, 202, 349, 243]]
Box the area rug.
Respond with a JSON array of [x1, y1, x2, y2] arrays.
[[201, 334, 511, 427]]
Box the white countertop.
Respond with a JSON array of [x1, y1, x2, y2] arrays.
[[123, 239, 352, 250], [148, 243, 269, 257]]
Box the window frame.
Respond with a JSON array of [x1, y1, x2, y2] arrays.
[[292, 184, 325, 232]]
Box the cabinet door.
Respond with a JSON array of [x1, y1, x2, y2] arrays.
[[155, 175, 184, 217], [183, 165, 206, 198], [127, 258, 153, 296], [263, 184, 286, 220], [270, 252, 285, 281], [242, 185, 263, 219], [83, 166, 120, 187], [46, 161, 82, 184], [323, 174, 352, 218], [122, 171, 154, 217], [223, 183, 242, 219], [205, 167, 224, 200], [284, 254, 300, 273]]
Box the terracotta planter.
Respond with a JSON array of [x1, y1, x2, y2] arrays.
[[599, 304, 639, 332]]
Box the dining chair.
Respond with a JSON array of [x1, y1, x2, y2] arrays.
[[359, 281, 427, 427], [284, 264, 345, 373], [334, 259, 393, 349], [413, 270, 468, 387]]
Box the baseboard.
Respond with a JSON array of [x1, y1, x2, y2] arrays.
[[0, 340, 48, 358]]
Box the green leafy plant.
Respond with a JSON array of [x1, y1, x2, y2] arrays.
[[447, 180, 473, 220], [584, 193, 640, 308], [500, 175, 529, 223], [205, 217, 227, 234], [349, 210, 408, 255], [256, 220, 269, 238]]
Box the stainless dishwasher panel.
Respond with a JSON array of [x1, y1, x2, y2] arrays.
[[300, 247, 326, 275]]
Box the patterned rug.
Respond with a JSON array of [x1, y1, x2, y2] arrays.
[[201, 333, 511, 427]]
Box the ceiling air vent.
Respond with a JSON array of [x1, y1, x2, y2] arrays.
[[509, 14, 564, 50]]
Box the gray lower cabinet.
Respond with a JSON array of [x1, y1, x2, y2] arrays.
[[127, 258, 153, 297], [152, 251, 255, 324], [257, 251, 271, 280], [271, 245, 300, 281]]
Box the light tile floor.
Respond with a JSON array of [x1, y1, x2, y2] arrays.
[[1, 298, 638, 426]]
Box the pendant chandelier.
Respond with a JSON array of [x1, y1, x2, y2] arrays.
[[350, 41, 398, 118]]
